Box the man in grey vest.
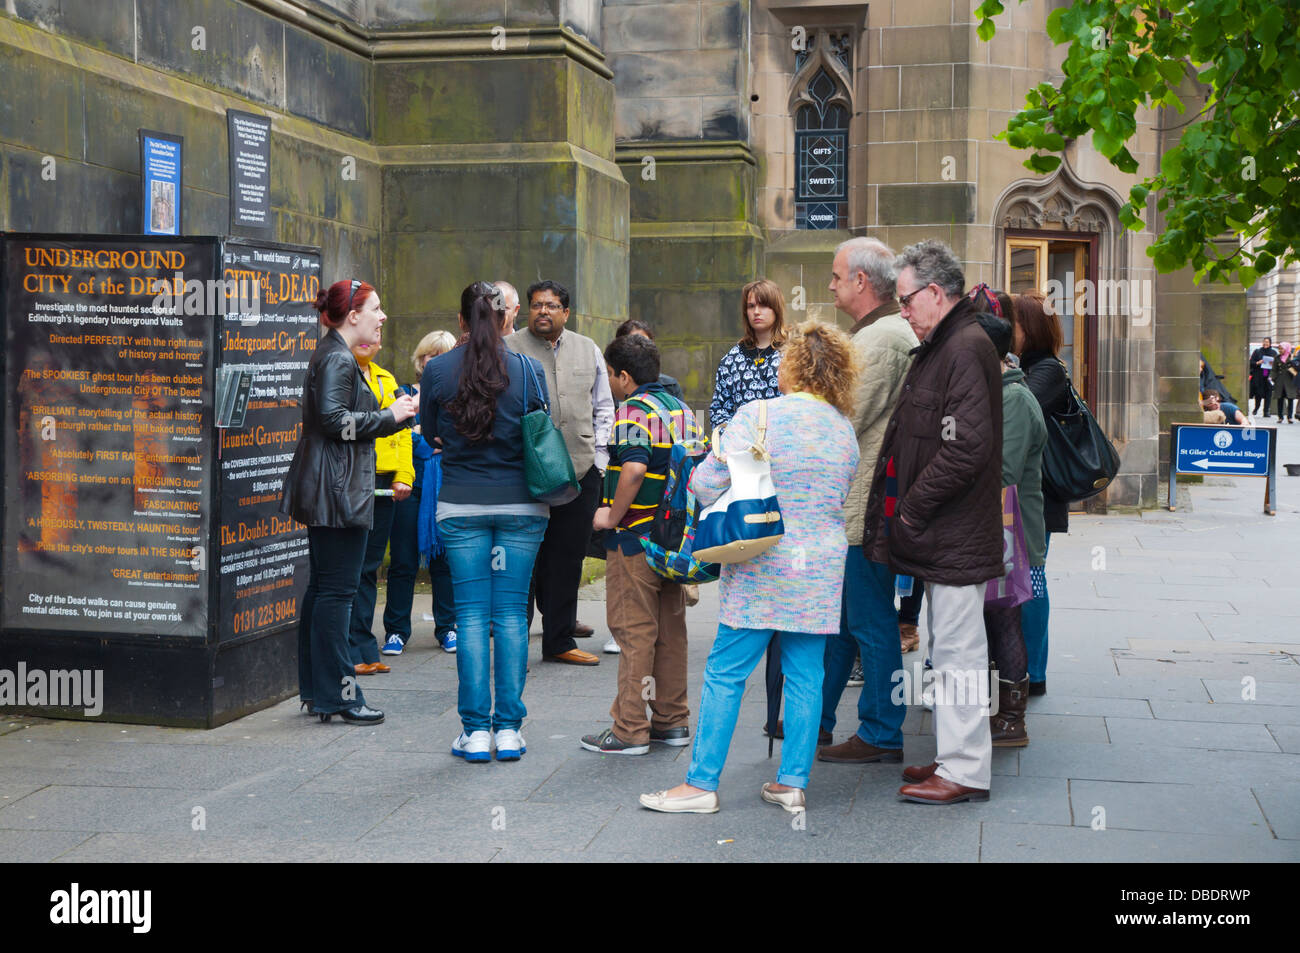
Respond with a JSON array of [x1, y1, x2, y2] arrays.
[[506, 279, 614, 665]]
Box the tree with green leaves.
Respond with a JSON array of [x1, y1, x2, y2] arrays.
[[975, 0, 1300, 286]]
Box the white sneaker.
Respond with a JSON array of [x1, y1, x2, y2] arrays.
[[603, 638, 620, 654], [452, 730, 491, 763], [494, 728, 526, 761]]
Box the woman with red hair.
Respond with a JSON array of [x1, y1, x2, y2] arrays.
[[281, 279, 418, 724]]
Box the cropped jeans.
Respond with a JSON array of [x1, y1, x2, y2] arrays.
[[1021, 534, 1051, 683], [439, 514, 547, 734], [686, 625, 826, 791]]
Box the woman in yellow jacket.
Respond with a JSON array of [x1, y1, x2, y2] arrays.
[[347, 341, 415, 673]]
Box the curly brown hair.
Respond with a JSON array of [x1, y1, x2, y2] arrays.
[[778, 320, 858, 417]]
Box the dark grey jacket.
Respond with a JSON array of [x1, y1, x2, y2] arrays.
[[280, 328, 406, 528]]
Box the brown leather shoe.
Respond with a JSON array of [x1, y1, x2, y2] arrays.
[[817, 734, 903, 763], [765, 720, 832, 746], [898, 773, 989, 804], [902, 761, 939, 783], [574, 621, 595, 638], [543, 648, 600, 666], [354, 662, 390, 676], [899, 622, 920, 654]]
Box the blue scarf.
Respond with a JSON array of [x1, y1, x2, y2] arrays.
[[417, 453, 443, 563]]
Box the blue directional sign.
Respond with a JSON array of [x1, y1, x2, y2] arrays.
[[1173, 424, 1269, 476]]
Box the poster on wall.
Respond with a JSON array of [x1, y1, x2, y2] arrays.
[[139, 129, 183, 237], [1, 235, 218, 637], [216, 240, 316, 642], [226, 110, 272, 236]]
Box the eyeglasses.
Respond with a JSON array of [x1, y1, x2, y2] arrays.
[[898, 284, 932, 309], [529, 302, 565, 313]]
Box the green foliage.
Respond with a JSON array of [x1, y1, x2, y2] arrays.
[[975, 0, 1300, 285]]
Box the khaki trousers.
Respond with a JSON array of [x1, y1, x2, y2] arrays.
[[605, 547, 689, 745]]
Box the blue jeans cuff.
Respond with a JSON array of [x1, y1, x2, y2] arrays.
[[856, 726, 903, 750], [774, 774, 808, 789], [684, 774, 719, 792]]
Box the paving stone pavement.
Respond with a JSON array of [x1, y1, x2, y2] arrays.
[[2, 425, 1298, 862]]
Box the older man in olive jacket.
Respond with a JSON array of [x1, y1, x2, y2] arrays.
[[817, 237, 920, 765], [863, 240, 1003, 804]]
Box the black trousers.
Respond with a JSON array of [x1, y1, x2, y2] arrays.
[[530, 465, 601, 657], [299, 525, 369, 713]]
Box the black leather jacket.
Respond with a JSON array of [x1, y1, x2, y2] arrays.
[[280, 328, 406, 529]]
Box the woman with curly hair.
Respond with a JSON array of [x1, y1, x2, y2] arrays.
[[639, 320, 860, 815]]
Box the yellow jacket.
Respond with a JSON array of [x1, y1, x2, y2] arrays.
[[363, 360, 415, 485]]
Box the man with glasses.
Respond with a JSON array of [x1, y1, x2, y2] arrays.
[[816, 238, 920, 765], [506, 280, 614, 665], [863, 240, 1003, 804]]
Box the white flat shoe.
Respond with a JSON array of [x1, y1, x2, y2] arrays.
[[638, 789, 719, 814], [761, 782, 806, 813]]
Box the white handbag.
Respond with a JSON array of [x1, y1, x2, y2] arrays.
[[693, 400, 784, 563]]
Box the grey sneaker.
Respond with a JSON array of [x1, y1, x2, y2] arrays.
[[579, 727, 648, 755], [649, 725, 690, 747], [847, 656, 865, 688]]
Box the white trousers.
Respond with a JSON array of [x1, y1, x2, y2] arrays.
[[925, 582, 992, 790]]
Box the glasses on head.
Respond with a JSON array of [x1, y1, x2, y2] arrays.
[[898, 284, 932, 309], [530, 301, 565, 313]]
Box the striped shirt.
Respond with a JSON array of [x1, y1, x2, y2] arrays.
[[602, 384, 702, 549]]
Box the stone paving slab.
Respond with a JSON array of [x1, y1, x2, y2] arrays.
[[1067, 780, 1273, 838], [978, 821, 1300, 863]]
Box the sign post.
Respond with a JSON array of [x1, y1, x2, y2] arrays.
[[1168, 422, 1277, 515]]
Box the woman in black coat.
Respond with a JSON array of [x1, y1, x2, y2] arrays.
[[1249, 338, 1278, 418], [1011, 291, 1067, 696], [280, 279, 418, 724]]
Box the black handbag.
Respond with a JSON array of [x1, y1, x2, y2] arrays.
[[1041, 362, 1120, 502]]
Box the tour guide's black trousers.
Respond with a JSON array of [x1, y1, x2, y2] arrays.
[[299, 525, 368, 714], [531, 465, 601, 657]]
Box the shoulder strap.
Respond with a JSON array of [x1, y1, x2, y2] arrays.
[[756, 399, 768, 446], [630, 390, 680, 444]]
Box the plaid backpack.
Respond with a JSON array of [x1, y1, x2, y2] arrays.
[[633, 392, 720, 584]]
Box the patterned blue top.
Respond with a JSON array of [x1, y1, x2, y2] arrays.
[[709, 343, 782, 429]]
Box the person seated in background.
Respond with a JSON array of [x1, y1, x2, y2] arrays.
[[1200, 391, 1248, 425]]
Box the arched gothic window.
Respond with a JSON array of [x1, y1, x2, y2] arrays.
[[795, 69, 848, 230]]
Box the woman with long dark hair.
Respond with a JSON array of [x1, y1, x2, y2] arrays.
[[1010, 291, 1066, 697], [281, 279, 418, 724], [419, 282, 550, 762]]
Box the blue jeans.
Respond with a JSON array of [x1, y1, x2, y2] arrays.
[[440, 514, 547, 733], [383, 485, 457, 640], [299, 525, 369, 714], [1022, 534, 1051, 682], [686, 625, 826, 791], [820, 550, 905, 749]]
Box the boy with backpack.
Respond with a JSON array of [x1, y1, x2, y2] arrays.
[[582, 334, 704, 755]]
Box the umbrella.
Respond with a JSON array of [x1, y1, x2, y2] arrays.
[[763, 633, 782, 758]]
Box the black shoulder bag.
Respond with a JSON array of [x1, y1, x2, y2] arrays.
[[1041, 361, 1120, 502]]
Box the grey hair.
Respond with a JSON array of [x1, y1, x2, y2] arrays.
[[492, 280, 519, 309], [893, 240, 965, 299], [836, 237, 896, 299]]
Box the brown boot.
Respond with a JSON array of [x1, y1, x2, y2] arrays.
[[990, 676, 1029, 747], [899, 622, 920, 654]]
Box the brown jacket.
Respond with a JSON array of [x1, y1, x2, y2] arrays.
[[862, 297, 1003, 586]]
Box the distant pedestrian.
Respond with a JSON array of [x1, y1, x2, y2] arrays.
[[382, 330, 459, 657], [419, 282, 550, 763], [493, 280, 521, 335], [1249, 337, 1277, 418], [639, 320, 859, 814], [864, 241, 1002, 805], [709, 279, 787, 429], [281, 279, 418, 726], [1273, 342, 1296, 422]]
